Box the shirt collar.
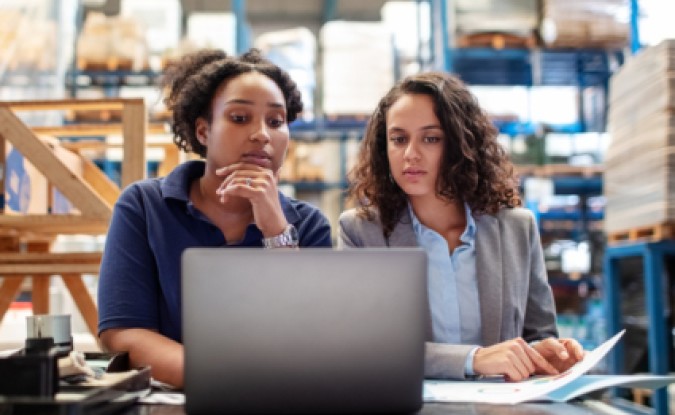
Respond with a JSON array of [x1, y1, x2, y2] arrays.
[[408, 201, 476, 247], [161, 160, 204, 202], [160, 160, 301, 223]]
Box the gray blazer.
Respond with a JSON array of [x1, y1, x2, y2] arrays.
[[338, 207, 558, 379]]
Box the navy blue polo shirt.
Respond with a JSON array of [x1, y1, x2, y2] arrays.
[[97, 160, 332, 342]]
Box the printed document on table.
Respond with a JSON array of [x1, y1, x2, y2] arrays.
[[423, 330, 673, 405]]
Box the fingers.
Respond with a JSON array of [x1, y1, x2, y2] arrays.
[[522, 342, 559, 376], [536, 337, 569, 360], [561, 338, 585, 361], [533, 337, 586, 373], [474, 338, 552, 382], [215, 167, 276, 200]]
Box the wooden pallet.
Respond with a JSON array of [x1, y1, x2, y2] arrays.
[[76, 57, 148, 72], [607, 222, 675, 244], [516, 164, 603, 178], [457, 32, 536, 49]]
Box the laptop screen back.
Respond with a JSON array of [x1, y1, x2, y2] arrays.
[[182, 248, 428, 415]]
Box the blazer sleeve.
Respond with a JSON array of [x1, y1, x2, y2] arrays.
[[425, 342, 477, 379], [522, 212, 559, 342], [337, 209, 362, 248]]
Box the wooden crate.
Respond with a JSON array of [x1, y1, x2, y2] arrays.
[[0, 98, 149, 337]]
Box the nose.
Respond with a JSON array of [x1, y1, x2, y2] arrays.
[[249, 120, 270, 143], [403, 141, 420, 161]]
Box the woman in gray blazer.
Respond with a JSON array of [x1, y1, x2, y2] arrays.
[[338, 72, 584, 381]]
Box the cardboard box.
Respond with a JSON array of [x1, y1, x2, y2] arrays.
[[4, 137, 84, 215]]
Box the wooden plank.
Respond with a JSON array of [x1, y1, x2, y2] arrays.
[[80, 156, 120, 207], [32, 276, 50, 314], [0, 215, 108, 235], [0, 132, 4, 215], [121, 100, 147, 188], [515, 164, 604, 177], [1, 98, 137, 111], [61, 139, 173, 151], [0, 252, 102, 264], [608, 222, 675, 244], [62, 274, 98, 337], [0, 277, 25, 324], [0, 107, 112, 219], [158, 145, 180, 177], [0, 263, 101, 274], [32, 123, 167, 137]]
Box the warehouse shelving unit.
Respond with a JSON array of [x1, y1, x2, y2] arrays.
[[604, 240, 675, 415]]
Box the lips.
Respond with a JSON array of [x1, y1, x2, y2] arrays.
[[241, 151, 272, 167], [403, 167, 426, 176]]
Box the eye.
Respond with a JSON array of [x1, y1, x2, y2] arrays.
[[229, 113, 248, 123], [389, 136, 407, 145], [267, 116, 285, 128], [423, 136, 441, 143]]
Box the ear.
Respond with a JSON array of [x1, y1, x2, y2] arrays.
[[195, 117, 209, 146]]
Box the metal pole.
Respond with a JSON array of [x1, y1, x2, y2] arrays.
[[630, 0, 640, 54], [232, 0, 248, 55], [430, 0, 451, 72]]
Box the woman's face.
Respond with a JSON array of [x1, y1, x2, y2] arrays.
[[196, 71, 289, 174], [386, 93, 444, 200]]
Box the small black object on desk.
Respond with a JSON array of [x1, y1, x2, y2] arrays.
[[0, 336, 62, 397]]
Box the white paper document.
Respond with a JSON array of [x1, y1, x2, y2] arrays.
[[423, 330, 675, 405]]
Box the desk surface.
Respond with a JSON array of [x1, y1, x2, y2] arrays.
[[122, 401, 626, 415]]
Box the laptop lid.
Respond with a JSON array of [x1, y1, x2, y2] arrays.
[[182, 248, 428, 415]]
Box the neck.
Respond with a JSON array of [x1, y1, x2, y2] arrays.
[[409, 194, 466, 234]]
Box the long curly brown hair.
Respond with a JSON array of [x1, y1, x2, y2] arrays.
[[349, 71, 521, 239], [160, 48, 303, 157]]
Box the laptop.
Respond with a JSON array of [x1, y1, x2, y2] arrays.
[[182, 248, 428, 415]]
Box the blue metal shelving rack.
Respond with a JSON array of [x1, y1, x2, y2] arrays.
[[604, 240, 675, 415]]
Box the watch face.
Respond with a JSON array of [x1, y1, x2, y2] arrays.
[[288, 224, 299, 243]]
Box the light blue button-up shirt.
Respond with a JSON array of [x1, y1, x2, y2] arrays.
[[409, 203, 482, 374]]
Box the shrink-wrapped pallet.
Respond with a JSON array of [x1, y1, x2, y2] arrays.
[[76, 12, 148, 71], [320, 21, 395, 117], [604, 40, 675, 234], [541, 0, 629, 49], [454, 0, 537, 36]]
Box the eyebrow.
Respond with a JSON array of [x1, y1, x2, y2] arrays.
[[225, 98, 285, 109], [388, 125, 442, 133]]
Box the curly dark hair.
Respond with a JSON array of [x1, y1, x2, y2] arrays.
[[160, 48, 303, 157], [349, 71, 521, 239]]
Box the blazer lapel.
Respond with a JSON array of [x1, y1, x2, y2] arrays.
[[387, 209, 419, 247], [475, 214, 503, 345]]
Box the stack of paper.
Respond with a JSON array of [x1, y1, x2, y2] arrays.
[[424, 331, 675, 404]]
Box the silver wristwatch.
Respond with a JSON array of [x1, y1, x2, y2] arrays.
[[262, 224, 299, 248]]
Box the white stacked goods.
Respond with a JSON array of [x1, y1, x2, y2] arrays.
[[381, 1, 430, 77], [255, 27, 316, 121], [187, 13, 236, 56], [76, 12, 149, 70], [320, 21, 395, 117], [604, 40, 675, 234], [120, 0, 181, 56], [454, 0, 538, 37], [541, 0, 629, 48]]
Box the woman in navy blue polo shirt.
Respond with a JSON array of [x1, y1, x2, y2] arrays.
[[97, 49, 332, 388]]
